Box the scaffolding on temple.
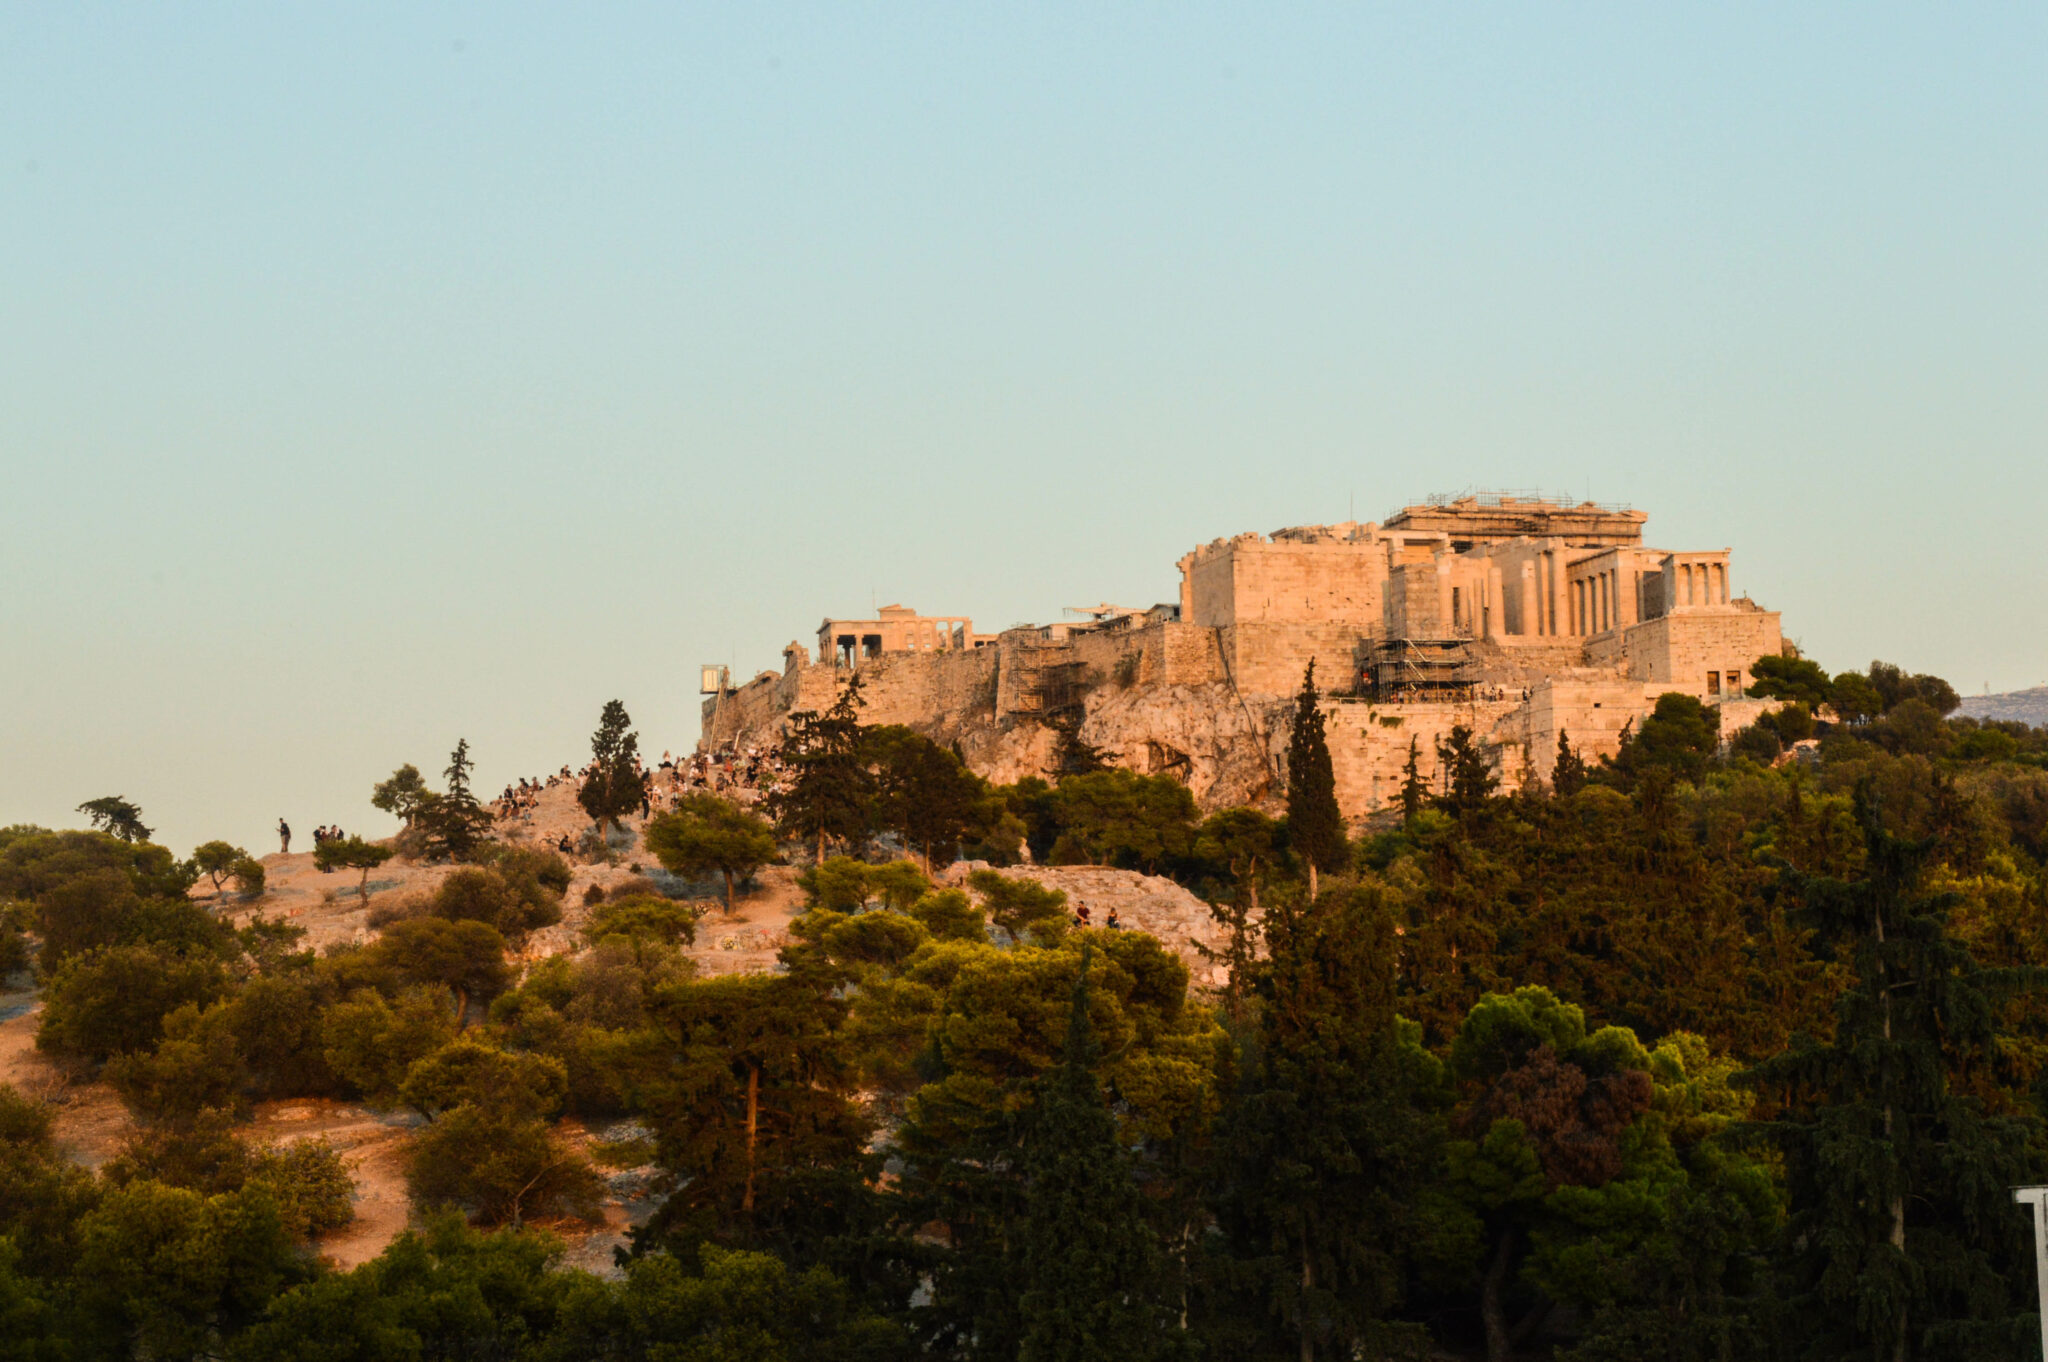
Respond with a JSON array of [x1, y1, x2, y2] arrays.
[[1363, 638, 1477, 703]]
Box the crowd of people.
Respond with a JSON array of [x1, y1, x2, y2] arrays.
[[493, 766, 581, 821], [471, 748, 795, 852]]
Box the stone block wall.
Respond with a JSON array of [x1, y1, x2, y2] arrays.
[[1180, 535, 1389, 630], [1524, 676, 1663, 778], [1312, 698, 1530, 818], [700, 662, 840, 751], [1221, 621, 1375, 697], [1586, 609, 1782, 697]]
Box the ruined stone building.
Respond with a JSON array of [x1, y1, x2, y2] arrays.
[[701, 494, 1783, 823]]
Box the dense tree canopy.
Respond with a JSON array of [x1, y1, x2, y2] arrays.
[[13, 655, 2048, 1359]]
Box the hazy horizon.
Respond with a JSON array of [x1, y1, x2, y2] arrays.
[[6, 5, 2045, 855]]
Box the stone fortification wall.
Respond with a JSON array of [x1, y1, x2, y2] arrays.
[[1180, 534, 1388, 629], [701, 646, 997, 753], [701, 661, 839, 751], [1218, 621, 1375, 698], [1314, 698, 1530, 818], [1466, 638, 1600, 691], [1585, 608, 1783, 697], [1524, 676, 1663, 779]]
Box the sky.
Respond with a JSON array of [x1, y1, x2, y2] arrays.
[[4, 5, 2045, 855]]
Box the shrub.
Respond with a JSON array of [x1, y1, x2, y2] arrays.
[[37, 944, 229, 1066], [229, 858, 266, 898], [429, 868, 560, 942], [245, 1138, 356, 1239], [582, 896, 700, 947], [102, 1108, 252, 1196], [366, 894, 428, 929]]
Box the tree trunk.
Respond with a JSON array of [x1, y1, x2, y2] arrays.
[[1308, 862, 1319, 903], [1300, 1243, 1314, 1362], [742, 1062, 760, 1213], [724, 869, 738, 917], [1876, 906, 1908, 1361], [1482, 1226, 1515, 1362]]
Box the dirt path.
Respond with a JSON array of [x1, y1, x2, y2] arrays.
[[0, 992, 134, 1169]]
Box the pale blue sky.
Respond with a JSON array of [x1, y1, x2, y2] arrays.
[[4, 5, 2045, 854]]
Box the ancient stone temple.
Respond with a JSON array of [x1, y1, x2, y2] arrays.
[[701, 494, 1783, 822]]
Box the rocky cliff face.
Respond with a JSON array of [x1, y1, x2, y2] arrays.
[[1075, 682, 1283, 811], [943, 862, 1245, 985]]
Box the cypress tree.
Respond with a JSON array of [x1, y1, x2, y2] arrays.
[[1211, 884, 1441, 1362], [1398, 738, 1427, 829], [1284, 661, 1345, 899], [1744, 785, 2038, 1361], [578, 700, 648, 835], [1015, 948, 1179, 1362], [1552, 728, 1587, 796], [421, 738, 492, 860]]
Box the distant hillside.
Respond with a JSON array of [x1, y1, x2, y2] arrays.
[[1956, 686, 2048, 728]]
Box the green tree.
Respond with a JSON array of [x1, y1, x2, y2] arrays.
[[1867, 660, 1961, 717], [637, 972, 875, 1260], [1050, 770, 1197, 874], [1191, 808, 1281, 1021], [400, 1040, 599, 1228], [967, 870, 1069, 943], [1435, 725, 1500, 819], [1552, 729, 1588, 796], [1016, 948, 1179, 1362], [372, 918, 511, 1020], [583, 894, 700, 947], [1284, 661, 1345, 898], [76, 796, 151, 843], [428, 865, 561, 941], [311, 836, 393, 905], [1399, 738, 1428, 827], [578, 699, 648, 834], [229, 857, 265, 898], [1830, 670, 1883, 724], [1211, 884, 1443, 1362], [190, 841, 251, 896], [1742, 788, 2036, 1360], [369, 764, 434, 825], [865, 726, 994, 872], [37, 944, 229, 1065], [1440, 987, 1658, 1362], [1607, 693, 1721, 786], [767, 674, 873, 864], [320, 987, 460, 1102], [536, 1242, 906, 1362], [416, 739, 492, 861], [246, 1139, 356, 1240], [68, 1179, 308, 1361], [645, 794, 779, 916], [1747, 653, 1834, 708]]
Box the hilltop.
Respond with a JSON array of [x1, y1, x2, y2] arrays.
[[1957, 685, 2048, 728]]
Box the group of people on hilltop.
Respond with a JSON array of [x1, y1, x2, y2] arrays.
[[491, 766, 587, 821], [474, 747, 796, 843], [1073, 904, 1123, 931], [272, 818, 347, 855], [656, 746, 783, 805]]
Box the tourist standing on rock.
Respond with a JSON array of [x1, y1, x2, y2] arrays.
[[277, 818, 291, 854]]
